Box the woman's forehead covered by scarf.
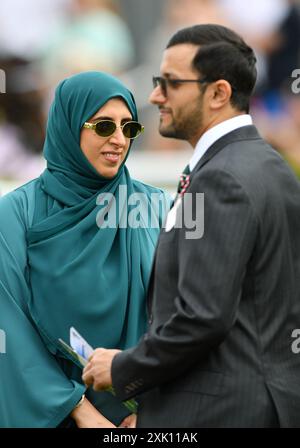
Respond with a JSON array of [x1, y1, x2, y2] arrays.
[[43, 71, 138, 180]]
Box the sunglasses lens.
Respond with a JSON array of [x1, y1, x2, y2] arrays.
[[93, 120, 143, 139], [153, 77, 167, 96], [160, 79, 166, 95], [123, 122, 143, 139], [95, 120, 116, 137], [153, 77, 159, 88]]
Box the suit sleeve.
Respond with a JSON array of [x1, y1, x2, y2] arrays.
[[112, 169, 258, 400], [0, 191, 85, 427]]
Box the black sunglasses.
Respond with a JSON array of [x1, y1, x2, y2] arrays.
[[83, 120, 144, 139], [152, 76, 209, 96]]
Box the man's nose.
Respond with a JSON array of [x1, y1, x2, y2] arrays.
[[149, 86, 166, 105]]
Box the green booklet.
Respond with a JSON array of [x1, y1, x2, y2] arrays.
[[58, 329, 137, 414], [58, 337, 88, 367]]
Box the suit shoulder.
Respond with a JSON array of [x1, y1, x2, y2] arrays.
[[193, 138, 300, 221], [223, 138, 285, 174], [207, 137, 296, 190]]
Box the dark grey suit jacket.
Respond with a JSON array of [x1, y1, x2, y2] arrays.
[[112, 125, 300, 427]]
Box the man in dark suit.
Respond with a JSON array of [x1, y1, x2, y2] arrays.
[[83, 24, 300, 427]]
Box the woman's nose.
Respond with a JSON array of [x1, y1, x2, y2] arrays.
[[109, 126, 127, 146]]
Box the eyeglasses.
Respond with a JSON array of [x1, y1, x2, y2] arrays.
[[83, 120, 144, 139], [152, 76, 209, 97]]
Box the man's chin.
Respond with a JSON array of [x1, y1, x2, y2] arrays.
[[159, 125, 177, 139], [159, 126, 187, 140]]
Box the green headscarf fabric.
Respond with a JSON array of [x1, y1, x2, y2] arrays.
[[0, 71, 170, 427]]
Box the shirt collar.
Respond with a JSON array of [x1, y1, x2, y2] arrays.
[[189, 114, 253, 171]]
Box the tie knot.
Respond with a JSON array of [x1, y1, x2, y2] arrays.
[[177, 164, 191, 196], [182, 164, 191, 175]]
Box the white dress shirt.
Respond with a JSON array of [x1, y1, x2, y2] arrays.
[[189, 114, 253, 172]]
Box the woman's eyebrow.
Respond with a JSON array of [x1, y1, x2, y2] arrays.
[[90, 115, 133, 123]]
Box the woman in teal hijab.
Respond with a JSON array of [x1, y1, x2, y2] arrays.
[[0, 71, 170, 427]]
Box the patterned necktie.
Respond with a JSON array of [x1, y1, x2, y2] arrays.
[[177, 164, 191, 197]]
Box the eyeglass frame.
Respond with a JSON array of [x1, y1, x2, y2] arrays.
[[83, 119, 145, 140], [152, 76, 209, 96]]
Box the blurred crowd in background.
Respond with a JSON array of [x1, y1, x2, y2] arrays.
[[1, 0, 300, 192]]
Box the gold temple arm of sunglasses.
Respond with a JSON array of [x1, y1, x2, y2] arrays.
[[83, 122, 96, 129]]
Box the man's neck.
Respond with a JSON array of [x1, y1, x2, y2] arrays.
[[188, 113, 253, 172], [189, 109, 246, 148]]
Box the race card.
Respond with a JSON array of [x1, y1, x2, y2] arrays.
[[58, 338, 88, 367], [70, 327, 94, 360]]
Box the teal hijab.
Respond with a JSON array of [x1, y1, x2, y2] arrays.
[[26, 71, 163, 358]]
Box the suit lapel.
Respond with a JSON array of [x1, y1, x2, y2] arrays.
[[191, 125, 262, 177]]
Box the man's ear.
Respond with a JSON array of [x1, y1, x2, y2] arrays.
[[207, 79, 232, 110]]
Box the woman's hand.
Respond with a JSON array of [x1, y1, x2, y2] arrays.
[[118, 414, 137, 428], [70, 396, 116, 428]]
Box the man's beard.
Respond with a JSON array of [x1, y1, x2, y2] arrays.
[[159, 100, 203, 142]]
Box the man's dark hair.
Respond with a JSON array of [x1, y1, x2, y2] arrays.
[[167, 24, 257, 112]]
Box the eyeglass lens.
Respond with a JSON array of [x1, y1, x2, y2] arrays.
[[95, 121, 142, 139], [153, 77, 167, 96]]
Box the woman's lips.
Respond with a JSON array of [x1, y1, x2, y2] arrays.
[[102, 152, 121, 163]]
